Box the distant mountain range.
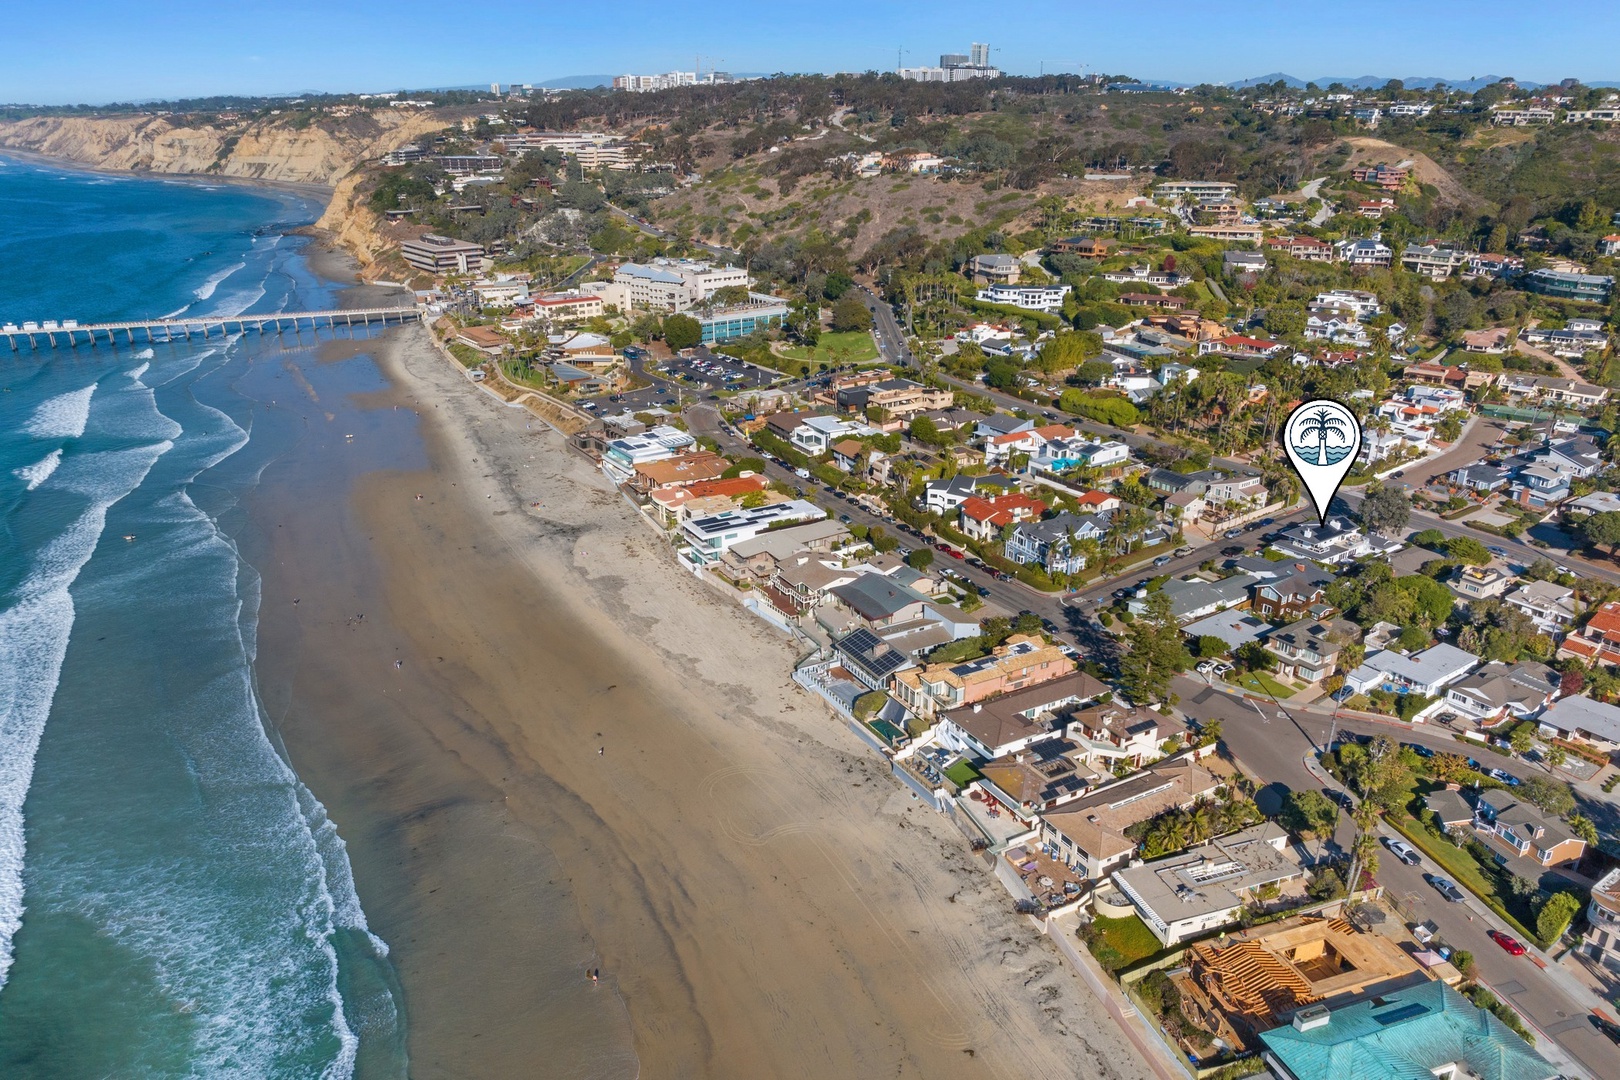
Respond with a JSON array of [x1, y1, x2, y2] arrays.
[[533, 74, 615, 90], [1229, 73, 1520, 92]]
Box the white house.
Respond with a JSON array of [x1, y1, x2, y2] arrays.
[[680, 500, 828, 565], [975, 283, 1071, 313], [789, 415, 877, 454], [1502, 580, 1579, 632], [1343, 643, 1479, 698], [1110, 823, 1312, 946]]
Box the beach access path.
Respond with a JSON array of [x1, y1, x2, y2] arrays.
[[264, 320, 1160, 1080]]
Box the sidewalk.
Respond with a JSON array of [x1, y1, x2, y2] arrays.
[[1042, 913, 1191, 1080]]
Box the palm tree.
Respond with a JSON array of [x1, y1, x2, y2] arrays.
[[1297, 406, 1349, 466], [1188, 801, 1217, 844]]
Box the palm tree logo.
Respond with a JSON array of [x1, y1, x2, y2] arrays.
[[1297, 406, 1348, 466], [1288, 401, 1356, 467]]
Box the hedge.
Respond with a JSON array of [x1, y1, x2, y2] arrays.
[[965, 299, 1063, 330]]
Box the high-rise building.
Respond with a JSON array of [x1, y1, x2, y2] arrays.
[[612, 71, 699, 93], [900, 43, 998, 82]]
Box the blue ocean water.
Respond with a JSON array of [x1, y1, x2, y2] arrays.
[[0, 157, 403, 1077]]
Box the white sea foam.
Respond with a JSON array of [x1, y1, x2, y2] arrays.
[[21, 384, 94, 439], [13, 449, 62, 491], [126, 361, 150, 380], [193, 261, 245, 304], [12, 360, 371, 1073], [0, 438, 174, 992]]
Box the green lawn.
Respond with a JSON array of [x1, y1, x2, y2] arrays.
[[1386, 782, 1543, 943], [1085, 915, 1163, 973], [1226, 670, 1296, 699], [778, 331, 880, 366], [945, 760, 982, 787]]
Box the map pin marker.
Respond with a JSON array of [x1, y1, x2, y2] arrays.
[[1283, 398, 1361, 527]]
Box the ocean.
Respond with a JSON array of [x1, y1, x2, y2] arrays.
[[0, 157, 405, 1077]]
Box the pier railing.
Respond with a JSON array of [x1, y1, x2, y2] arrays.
[[3, 306, 422, 350]]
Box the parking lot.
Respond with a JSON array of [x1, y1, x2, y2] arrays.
[[576, 383, 682, 415], [657, 347, 779, 392]]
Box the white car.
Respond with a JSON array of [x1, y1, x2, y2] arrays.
[[1196, 660, 1217, 675], [1382, 837, 1421, 866]]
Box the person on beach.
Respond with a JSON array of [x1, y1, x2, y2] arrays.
[[598, 746, 605, 756]]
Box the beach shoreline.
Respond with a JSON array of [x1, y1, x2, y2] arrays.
[[241, 313, 1158, 1078]]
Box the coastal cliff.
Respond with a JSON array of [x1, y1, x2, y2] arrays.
[[0, 110, 441, 186], [315, 172, 393, 277], [0, 111, 442, 277]]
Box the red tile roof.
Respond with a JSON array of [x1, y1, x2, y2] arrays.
[[960, 493, 1048, 526]]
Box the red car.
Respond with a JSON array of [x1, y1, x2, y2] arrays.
[[1489, 930, 1526, 956]]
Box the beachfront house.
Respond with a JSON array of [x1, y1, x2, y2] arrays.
[[935, 673, 1107, 761], [1038, 758, 1222, 881], [1111, 822, 1312, 945], [680, 500, 827, 566]]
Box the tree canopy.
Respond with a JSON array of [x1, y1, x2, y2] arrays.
[[662, 314, 702, 351], [830, 295, 874, 333]]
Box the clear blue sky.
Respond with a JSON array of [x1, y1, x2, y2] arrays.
[[4, 0, 1616, 104]]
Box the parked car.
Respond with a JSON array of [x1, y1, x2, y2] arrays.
[[1382, 838, 1421, 866], [1324, 788, 1353, 810], [1488, 929, 1527, 956], [1174, 547, 1194, 558], [838, 514, 852, 524], [1196, 660, 1217, 675], [994, 571, 1012, 582], [947, 548, 965, 559], [1221, 545, 1245, 556], [976, 586, 991, 597], [1402, 742, 1436, 759], [1153, 555, 1172, 567], [1488, 546, 1508, 557], [794, 468, 811, 479], [1424, 874, 1466, 903], [1224, 528, 1243, 539]]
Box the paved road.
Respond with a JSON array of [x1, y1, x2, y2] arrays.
[[1334, 489, 1620, 588], [1300, 177, 1333, 225], [1185, 674, 1619, 1079]]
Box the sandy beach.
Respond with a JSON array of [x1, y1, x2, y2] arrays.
[[242, 261, 1155, 1078]]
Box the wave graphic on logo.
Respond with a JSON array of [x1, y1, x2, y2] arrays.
[[1290, 443, 1354, 465]]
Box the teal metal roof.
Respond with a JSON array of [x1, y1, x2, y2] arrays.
[[1259, 981, 1557, 1080]]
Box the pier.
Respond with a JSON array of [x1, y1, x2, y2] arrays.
[[2, 306, 423, 351]]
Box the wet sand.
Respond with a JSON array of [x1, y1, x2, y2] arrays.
[[248, 325, 1155, 1079]]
